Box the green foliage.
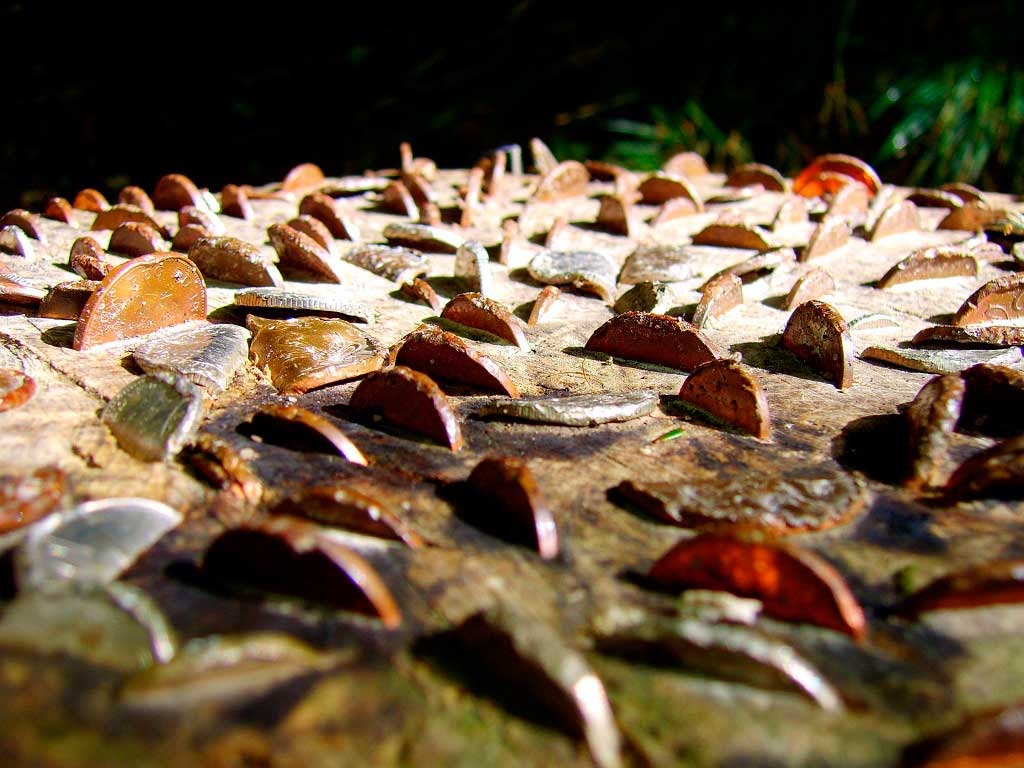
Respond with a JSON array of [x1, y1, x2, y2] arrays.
[[872, 60, 1024, 190]]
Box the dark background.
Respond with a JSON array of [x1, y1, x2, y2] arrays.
[[2, 1, 1021, 209]]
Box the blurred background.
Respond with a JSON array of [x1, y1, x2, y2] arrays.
[[1, 0, 1021, 208]]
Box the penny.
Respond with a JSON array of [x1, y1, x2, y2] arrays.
[[825, 183, 870, 218], [441, 292, 529, 350], [896, 558, 1024, 617], [792, 153, 882, 197], [178, 205, 224, 236], [772, 196, 809, 229], [72, 188, 110, 212], [459, 167, 484, 227], [108, 221, 167, 257], [0, 273, 45, 306], [595, 193, 636, 237], [273, 485, 422, 547], [69, 236, 111, 279], [91, 205, 169, 237], [202, 516, 401, 627], [869, 199, 920, 240], [527, 249, 618, 303], [38, 280, 99, 319], [726, 162, 786, 192], [348, 366, 463, 450], [904, 374, 966, 490], [400, 278, 444, 313], [876, 246, 978, 289], [619, 244, 693, 285], [959, 363, 1024, 437], [73, 253, 207, 350], [527, 285, 561, 326], [647, 533, 867, 640], [940, 181, 988, 206], [254, 403, 367, 466], [692, 222, 774, 250], [118, 186, 155, 215], [532, 160, 589, 202], [382, 221, 464, 254], [638, 172, 703, 210], [585, 311, 723, 371], [0, 209, 44, 241], [0, 466, 64, 534], [390, 325, 519, 396], [0, 226, 34, 258], [704, 247, 796, 287], [650, 196, 700, 225], [220, 184, 254, 220], [912, 324, 1024, 348], [952, 273, 1024, 326], [938, 203, 1005, 231], [189, 236, 284, 287], [613, 281, 674, 315], [152, 174, 206, 211], [299, 192, 360, 241], [267, 223, 345, 283], [247, 315, 384, 394], [906, 188, 964, 210], [543, 216, 569, 250], [182, 433, 263, 505], [782, 300, 855, 388], [662, 151, 709, 177], [42, 196, 74, 224], [280, 162, 325, 193], [287, 215, 335, 254], [784, 267, 835, 309], [466, 456, 558, 559], [235, 286, 373, 323], [102, 374, 207, 461], [801, 217, 850, 261], [0, 368, 36, 412], [678, 358, 771, 439], [692, 273, 742, 329], [171, 224, 209, 252], [133, 322, 251, 392], [381, 180, 418, 217]]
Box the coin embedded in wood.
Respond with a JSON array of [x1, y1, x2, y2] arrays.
[[912, 324, 1024, 348], [254, 403, 367, 466], [345, 244, 429, 283], [38, 280, 99, 319], [189, 236, 284, 287], [478, 390, 658, 427], [704, 247, 796, 287], [772, 196, 809, 229], [792, 153, 882, 198], [466, 456, 558, 559], [824, 183, 870, 219], [178, 206, 224, 237], [183, 433, 263, 506], [941, 181, 988, 206], [0, 209, 44, 241], [381, 181, 418, 218], [952, 273, 1024, 326], [692, 222, 774, 251], [133, 322, 251, 392], [108, 221, 167, 258], [532, 160, 589, 202], [234, 286, 374, 323], [247, 316, 384, 394], [348, 366, 463, 450], [0, 466, 64, 534], [280, 162, 325, 193], [896, 558, 1024, 616], [662, 151, 709, 177], [454, 240, 491, 294], [784, 268, 835, 310], [595, 193, 636, 237], [614, 281, 674, 315], [647, 533, 867, 640], [678, 358, 771, 439], [619, 244, 694, 285], [43, 196, 74, 224], [906, 188, 964, 210], [876, 247, 978, 289], [0, 273, 44, 305], [390, 325, 519, 396], [527, 249, 618, 303], [152, 174, 205, 211], [220, 184, 254, 220], [638, 172, 703, 210], [202, 516, 401, 627], [441, 292, 530, 350], [782, 300, 855, 389], [273, 485, 422, 547], [0, 368, 36, 412], [959, 363, 1024, 437], [118, 186, 155, 215], [72, 188, 110, 212], [299, 192, 360, 241], [586, 311, 723, 372], [529, 137, 558, 175], [726, 163, 786, 192], [382, 221, 465, 254], [527, 285, 562, 326], [904, 375, 966, 490], [102, 375, 207, 462], [73, 253, 208, 350], [400, 278, 444, 313], [943, 437, 1024, 501], [861, 345, 1022, 375], [91, 205, 168, 237], [172, 224, 210, 253], [801, 217, 850, 262], [692, 273, 742, 330], [267, 223, 345, 283], [869, 200, 920, 241], [0, 225, 34, 258]]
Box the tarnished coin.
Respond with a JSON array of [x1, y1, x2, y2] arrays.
[[613, 281, 674, 315], [533, 160, 589, 202], [478, 390, 658, 426], [345, 244, 428, 283], [528, 285, 562, 326], [281, 162, 325, 192], [0, 273, 45, 305], [465, 456, 558, 559], [692, 222, 774, 251], [638, 172, 702, 209], [782, 300, 855, 389], [38, 280, 99, 319], [102, 375, 207, 461], [663, 151, 709, 177], [953, 273, 1024, 326], [274, 485, 420, 547], [726, 162, 787, 192], [0, 226, 35, 258], [869, 200, 920, 241], [678, 358, 771, 439], [391, 325, 519, 396], [861, 345, 1022, 375], [253, 403, 367, 466], [235, 286, 374, 323], [619, 244, 694, 285], [348, 366, 463, 450], [91, 205, 169, 237], [69, 236, 111, 279], [119, 186, 155, 215], [152, 173, 206, 212], [267, 223, 345, 283], [913, 324, 1024, 348], [43, 197, 75, 224], [692, 274, 742, 330], [247, 316, 384, 394], [382, 221, 465, 254], [133, 323, 251, 392], [454, 240, 492, 295], [905, 375, 966, 490], [528, 250, 618, 303], [586, 311, 723, 372], [877, 246, 978, 289], [801, 217, 850, 262], [220, 183, 254, 220], [108, 221, 167, 257], [189, 236, 284, 287], [0, 209, 45, 241], [299, 192, 360, 241], [15, 497, 182, 592], [72, 188, 110, 212], [73, 253, 208, 351], [784, 268, 835, 309]]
